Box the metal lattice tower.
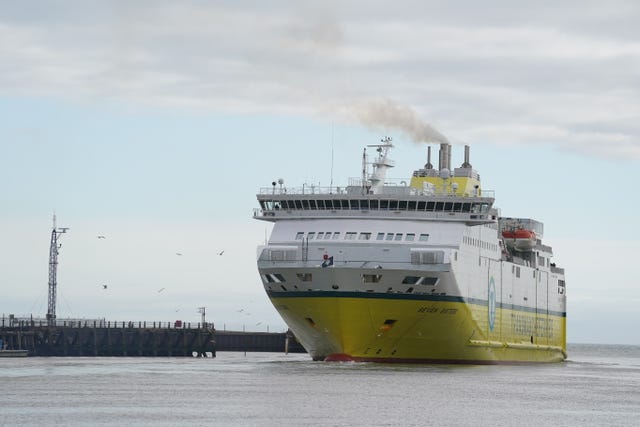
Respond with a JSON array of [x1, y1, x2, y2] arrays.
[[46, 214, 69, 327]]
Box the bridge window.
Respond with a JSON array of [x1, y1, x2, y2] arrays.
[[380, 200, 389, 210], [435, 202, 444, 211], [399, 200, 407, 210], [301, 200, 309, 210], [332, 232, 341, 239], [419, 234, 429, 242], [406, 233, 415, 241], [394, 233, 403, 241], [345, 232, 357, 240], [426, 201, 435, 211], [417, 201, 426, 210], [324, 232, 332, 240], [316, 200, 325, 209], [341, 200, 349, 209], [370, 200, 379, 210], [408, 201, 417, 210], [376, 233, 385, 240], [444, 202, 453, 211], [359, 232, 372, 240], [389, 200, 399, 210], [385, 233, 394, 241]]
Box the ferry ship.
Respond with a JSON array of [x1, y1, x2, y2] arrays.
[[254, 138, 567, 363]]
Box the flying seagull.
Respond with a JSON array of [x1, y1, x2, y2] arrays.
[[97, 235, 106, 239], [217, 250, 224, 256], [158, 287, 165, 293], [102, 284, 108, 290], [176, 252, 183, 256]]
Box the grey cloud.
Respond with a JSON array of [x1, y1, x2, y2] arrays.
[[1, 1, 639, 158]]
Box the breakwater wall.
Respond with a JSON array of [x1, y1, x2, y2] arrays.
[[0, 319, 306, 356]]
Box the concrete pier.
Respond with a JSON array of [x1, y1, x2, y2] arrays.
[[0, 319, 306, 356]]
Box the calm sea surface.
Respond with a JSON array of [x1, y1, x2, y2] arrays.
[[1, 344, 639, 427]]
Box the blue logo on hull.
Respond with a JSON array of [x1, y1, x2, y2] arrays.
[[488, 277, 496, 331]]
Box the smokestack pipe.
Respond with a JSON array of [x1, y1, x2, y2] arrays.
[[425, 146, 433, 169], [462, 145, 472, 168]]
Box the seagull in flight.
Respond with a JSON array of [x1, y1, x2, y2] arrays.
[[102, 284, 108, 290], [217, 250, 224, 256], [158, 287, 165, 293], [97, 235, 106, 239], [176, 252, 183, 256]]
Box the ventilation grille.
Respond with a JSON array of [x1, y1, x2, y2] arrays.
[[411, 250, 445, 264]]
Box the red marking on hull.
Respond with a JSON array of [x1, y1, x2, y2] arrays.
[[324, 353, 356, 362]]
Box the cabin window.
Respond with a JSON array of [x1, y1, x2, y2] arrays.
[[332, 232, 341, 239], [394, 233, 403, 241], [264, 273, 286, 283], [402, 276, 438, 285], [406, 233, 415, 241], [419, 234, 429, 242], [324, 232, 332, 240], [308, 232, 315, 240], [362, 274, 382, 283], [359, 232, 372, 240], [376, 233, 385, 241], [296, 273, 312, 282], [295, 232, 304, 240], [345, 232, 357, 240], [316, 232, 324, 240], [385, 233, 394, 241]]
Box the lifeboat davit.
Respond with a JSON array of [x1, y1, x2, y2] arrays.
[[502, 229, 536, 251]]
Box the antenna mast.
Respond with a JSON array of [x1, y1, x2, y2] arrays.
[[47, 214, 69, 327]]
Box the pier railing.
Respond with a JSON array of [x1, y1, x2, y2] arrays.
[[1, 318, 212, 330]]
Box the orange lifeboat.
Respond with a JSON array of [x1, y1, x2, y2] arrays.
[[502, 229, 536, 251]]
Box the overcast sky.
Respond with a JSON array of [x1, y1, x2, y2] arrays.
[[1, 1, 639, 344]]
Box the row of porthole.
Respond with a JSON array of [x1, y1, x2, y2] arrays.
[[296, 231, 430, 242]]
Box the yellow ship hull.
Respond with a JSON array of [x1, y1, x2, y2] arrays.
[[270, 293, 566, 364]]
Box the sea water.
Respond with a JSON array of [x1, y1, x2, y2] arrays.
[[1, 344, 639, 427]]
